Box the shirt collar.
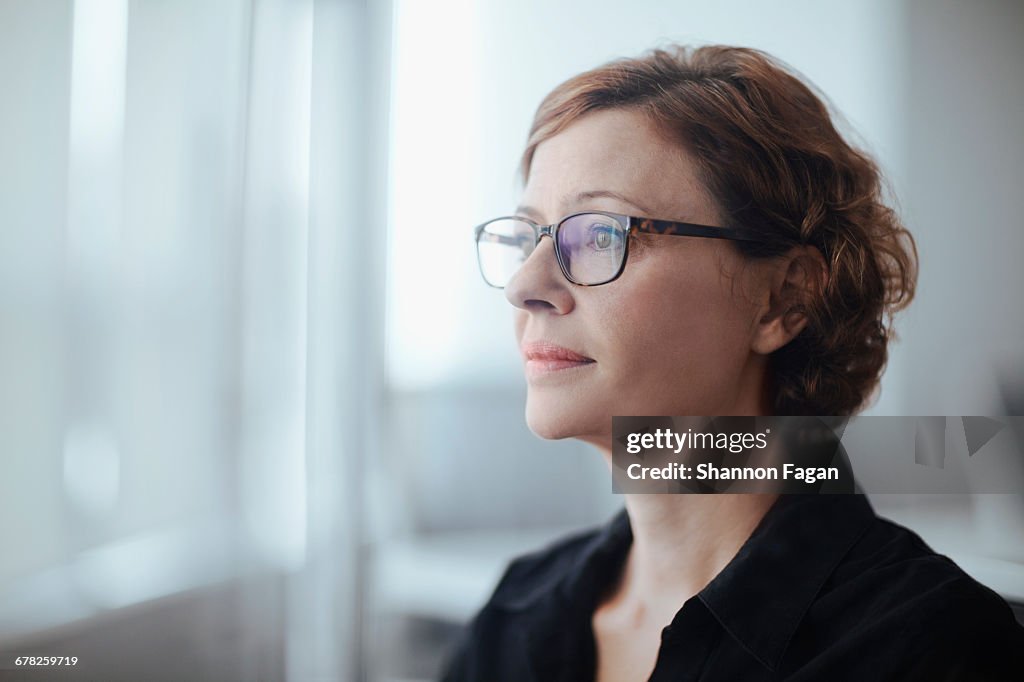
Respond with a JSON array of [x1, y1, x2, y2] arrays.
[[492, 509, 634, 679], [498, 495, 877, 675], [697, 494, 877, 671], [558, 506, 634, 604], [488, 506, 632, 613]]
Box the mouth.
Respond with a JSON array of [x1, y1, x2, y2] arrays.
[[520, 341, 596, 379]]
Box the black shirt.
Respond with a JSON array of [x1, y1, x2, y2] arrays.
[[439, 494, 1024, 681]]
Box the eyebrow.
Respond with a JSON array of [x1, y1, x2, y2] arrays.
[[515, 189, 654, 223]]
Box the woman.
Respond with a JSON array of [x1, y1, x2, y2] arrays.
[[441, 45, 1024, 681]]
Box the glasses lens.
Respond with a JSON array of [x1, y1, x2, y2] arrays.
[[476, 218, 536, 287], [556, 213, 627, 284]]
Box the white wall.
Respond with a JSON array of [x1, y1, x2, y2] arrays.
[[899, 0, 1024, 415]]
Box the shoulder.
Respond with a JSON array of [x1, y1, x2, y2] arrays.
[[813, 514, 1024, 678], [836, 515, 1014, 606], [832, 514, 1020, 623]]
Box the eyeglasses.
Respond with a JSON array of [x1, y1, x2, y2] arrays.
[[473, 210, 768, 288]]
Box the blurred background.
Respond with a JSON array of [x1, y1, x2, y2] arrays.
[[1, 0, 1022, 680]]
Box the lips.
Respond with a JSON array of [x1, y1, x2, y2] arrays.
[[521, 342, 595, 363], [520, 341, 596, 378]]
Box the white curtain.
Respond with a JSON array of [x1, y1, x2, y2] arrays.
[[0, 1, 389, 679]]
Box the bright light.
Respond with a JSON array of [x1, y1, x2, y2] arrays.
[[386, 0, 482, 389], [67, 0, 128, 283]]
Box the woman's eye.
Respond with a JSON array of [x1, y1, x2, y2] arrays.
[[590, 225, 619, 250]]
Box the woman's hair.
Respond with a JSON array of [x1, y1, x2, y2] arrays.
[[520, 45, 918, 416]]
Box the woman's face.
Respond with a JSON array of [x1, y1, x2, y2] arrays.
[[507, 107, 775, 450]]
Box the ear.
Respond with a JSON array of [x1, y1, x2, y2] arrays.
[[750, 245, 828, 355]]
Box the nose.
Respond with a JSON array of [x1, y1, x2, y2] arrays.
[[504, 235, 575, 314]]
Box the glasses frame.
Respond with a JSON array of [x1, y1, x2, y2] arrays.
[[473, 210, 769, 288]]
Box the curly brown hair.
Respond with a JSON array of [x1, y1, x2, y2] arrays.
[[519, 45, 918, 416]]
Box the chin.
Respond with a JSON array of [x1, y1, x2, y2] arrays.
[[525, 417, 571, 440], [524, 397, 599, 441]]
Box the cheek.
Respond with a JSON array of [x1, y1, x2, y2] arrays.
[[595, 258, 755, 399]]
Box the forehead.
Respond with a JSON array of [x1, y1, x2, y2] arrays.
[[523, 107, 712, 221]]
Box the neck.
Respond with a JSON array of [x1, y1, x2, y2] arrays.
[[594, 439, 776, 624], [588, 360, 776, 619], [619, 493, 777, 610]]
